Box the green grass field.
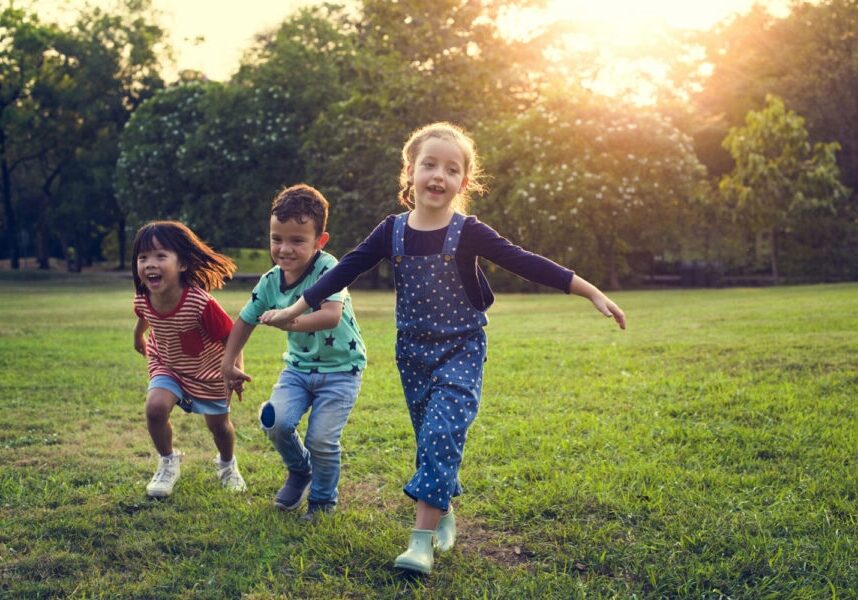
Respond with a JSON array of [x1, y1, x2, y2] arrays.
[[1, 273, 856, 599]]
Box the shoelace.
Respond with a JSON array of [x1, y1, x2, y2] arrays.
[[152, 462, 177, 483], [218, 466, 242, 484]]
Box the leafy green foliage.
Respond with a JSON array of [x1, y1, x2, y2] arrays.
[[478, 86, 708, 289], [719, 95, 848, 279], [0, 1, 165, 270]]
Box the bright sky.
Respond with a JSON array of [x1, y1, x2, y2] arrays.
[[35, 0, 792, 86]]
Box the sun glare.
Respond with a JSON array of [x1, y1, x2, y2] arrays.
[[498, 0, 792, 104], [35, 0, 790, 93]]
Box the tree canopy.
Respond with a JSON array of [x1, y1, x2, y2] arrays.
[[1, 0, 855, 286]]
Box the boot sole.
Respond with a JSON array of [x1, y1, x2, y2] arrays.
[[273, 485, 309, 511], [394, 558, 432, 575]]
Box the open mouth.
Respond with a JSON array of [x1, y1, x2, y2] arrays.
[[145, 274, 163, 286], [427, 185, 445, 195]]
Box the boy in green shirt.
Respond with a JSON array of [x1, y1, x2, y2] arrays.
[[222, 184, 366, 519]]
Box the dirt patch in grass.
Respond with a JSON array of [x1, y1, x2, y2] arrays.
[[455, 518, 535, 568]]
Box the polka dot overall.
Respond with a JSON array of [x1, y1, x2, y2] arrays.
[[392, 212, 488, 511]]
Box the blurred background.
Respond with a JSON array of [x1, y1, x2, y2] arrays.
[[1, 0, 855, 289]]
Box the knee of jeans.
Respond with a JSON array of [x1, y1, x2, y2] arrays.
[[305, 434, 339, 457], [258, 400, 300, 435]]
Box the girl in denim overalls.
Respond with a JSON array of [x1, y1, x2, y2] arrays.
[[261, 122, 626, 574]]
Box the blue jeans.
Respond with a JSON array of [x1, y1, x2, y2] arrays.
[[259, 369, 361, 505]]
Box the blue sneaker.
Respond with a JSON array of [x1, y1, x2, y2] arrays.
[[300, 502, 336, 522], [273, 471, 311, 511]]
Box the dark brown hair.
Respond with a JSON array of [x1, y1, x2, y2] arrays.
[[270, 184, 329, 236], [399, 121, 486, 213], [131, 221, 236, 294]]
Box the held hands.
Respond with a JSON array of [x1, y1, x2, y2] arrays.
[[221, 364, 252, 403], [259, 307, 298, 331]]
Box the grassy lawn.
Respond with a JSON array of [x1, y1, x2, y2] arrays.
[[1, 273, 856, 598]]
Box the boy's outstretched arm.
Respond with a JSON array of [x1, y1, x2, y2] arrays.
[[570, 275, 626, 330], [221, 319, 254, 402]]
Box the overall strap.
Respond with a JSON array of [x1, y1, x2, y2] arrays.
[[440, 212, 467, 258], [392, 212, 409, 258]]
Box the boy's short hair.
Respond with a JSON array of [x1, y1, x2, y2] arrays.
[[271, 184, 329, 237]]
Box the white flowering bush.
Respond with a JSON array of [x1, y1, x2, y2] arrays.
[[478, 85, 708, 288]]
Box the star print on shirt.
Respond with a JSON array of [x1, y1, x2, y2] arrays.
[[302, 346, 310, 353], [309, 367, 319, 374], [292, 359, 301, 368], [350, 364, 360, 375], [348, 339, 357, 350], [324, 335, 335, 346], [319, 265, 329, 276], [251, 292, 259, 303]]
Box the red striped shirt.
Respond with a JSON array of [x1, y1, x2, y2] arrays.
[[134, 286, 233, 400]]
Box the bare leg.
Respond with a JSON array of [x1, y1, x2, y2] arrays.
[[415, 500, 443, 531], [146, 388, 177, 456], [205, 413, 236, 462]]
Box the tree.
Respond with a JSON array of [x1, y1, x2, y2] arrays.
[[478, 85, 708, 289], [302, 0, 548, 266], [0, 2, 165, 270], [0, 7, 56, 268], [695, 0, 858, 192], [719, 95, 848, 281]]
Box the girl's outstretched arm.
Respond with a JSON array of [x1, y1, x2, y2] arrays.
[[570, 275, 626, 330], [259, 296, 310, 329]]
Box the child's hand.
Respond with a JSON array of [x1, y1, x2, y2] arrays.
[[222, 364, 252, 402], [134, 335, 147, 356], [591, 294, 626, 330], [259, 308, 296, 330]]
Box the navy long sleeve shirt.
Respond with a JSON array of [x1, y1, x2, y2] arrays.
[[302, 214, 574, 311]]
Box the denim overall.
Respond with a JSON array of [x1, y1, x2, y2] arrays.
[[392, 211, 488, 511]]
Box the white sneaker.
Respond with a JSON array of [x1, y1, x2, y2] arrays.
[[147, 451, 182, 498], [215, 456, 247, 492]]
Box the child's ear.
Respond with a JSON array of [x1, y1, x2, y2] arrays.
[[459, 176, 469, 192], [316, 232, 330, 249]]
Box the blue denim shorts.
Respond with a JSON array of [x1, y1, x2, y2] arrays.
[[148, 375, 230, 415]]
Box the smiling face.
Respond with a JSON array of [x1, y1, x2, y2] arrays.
[[136, 236, 185, 297], [269, 215, 329, 283], [409, 136, 469, 213]]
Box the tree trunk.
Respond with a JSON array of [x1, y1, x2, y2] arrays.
[[36, 222, 50, 269], [770, 228, 780, 284], [0, 130, 20, 269], [117, 216, 126, 271]]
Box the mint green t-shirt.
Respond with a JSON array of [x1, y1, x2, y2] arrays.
[[239, 251, 367, 374]]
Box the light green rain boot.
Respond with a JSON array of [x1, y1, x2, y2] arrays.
[[394, 528, 435, 574], [434, 509, 456, 552]]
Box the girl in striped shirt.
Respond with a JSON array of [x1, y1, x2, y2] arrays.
[[132, 221, 247, 498]]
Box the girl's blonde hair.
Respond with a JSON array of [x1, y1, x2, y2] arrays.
[[131, 221, 236, 294], [399, 122, 485, 213]]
